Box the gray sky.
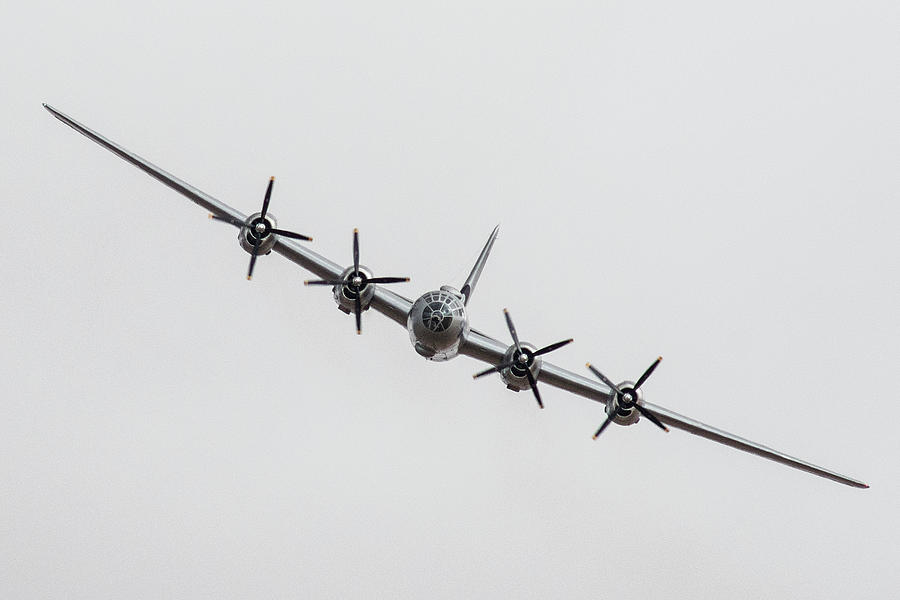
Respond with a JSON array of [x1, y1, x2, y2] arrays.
[[2, 1, 898, 597]]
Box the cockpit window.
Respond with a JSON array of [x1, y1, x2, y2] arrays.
[[421, 292, 464, 332]]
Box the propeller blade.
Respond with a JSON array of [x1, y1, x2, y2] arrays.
[[305, 229, 408, 334], [246, 237, 261, 280], [635, 404, 669, 432], [304, 279, 347, 286], [352, 228, 360, 275], [472, 361, 516, 379], [533, 338, 574, 357], [525, 368, 544, 409], [593, 412, 617, 439], [366, 276, 410, 285], [260, 177, 274, 219], [503, 309, 522, 353], [586, 363, 622, 396], [212, 178, 315, 280], [270, 228, 313, 242], [634, 356, 662, 390], [209, 213, 246, 228]]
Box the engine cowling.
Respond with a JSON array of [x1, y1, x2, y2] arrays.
[[238, 211, 278, 256], [606, 379, 642, 427], [304, 228, 410, 334], [330, 265, 376, 315], [497, 342, 543, 392]]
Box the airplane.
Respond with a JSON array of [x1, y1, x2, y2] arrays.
[[42, 103, 869, 489]]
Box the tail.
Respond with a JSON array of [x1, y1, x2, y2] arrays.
[[460, 224, 500, 305]]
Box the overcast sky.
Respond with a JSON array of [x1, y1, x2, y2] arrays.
[[2, 1, 898, 598]]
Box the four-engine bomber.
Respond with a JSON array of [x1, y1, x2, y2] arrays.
[[42, 103, 869, 489]]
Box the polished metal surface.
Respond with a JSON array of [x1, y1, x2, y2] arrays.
[[44, 103, 868, 489], [407, 289, 469, 361], [331, 265, 375, 315], [459, 225, 499, 305], [458, 332, 867, 487], [43, 104, 247, 224], [498, 342, 542, 392], [239, 212, 278, 255], [643, 402, 869, 488], [42, 103, 349, 285], [609, 380, 641, 426]]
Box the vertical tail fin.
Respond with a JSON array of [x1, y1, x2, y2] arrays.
[[460, 224, 500, 305]]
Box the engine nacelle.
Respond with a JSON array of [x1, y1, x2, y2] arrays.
[[607, 379, 643, 427], [238, 211, 278, 256], [407, 287, 469, 361], [498, 342, 543, 392], [332, 265, 376, 315]]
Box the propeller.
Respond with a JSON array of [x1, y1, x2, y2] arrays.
[[304, 228, 410, 334], [585, 357, 669, 438], [209, 177, 312, 280], [473, 309, 573, 409]]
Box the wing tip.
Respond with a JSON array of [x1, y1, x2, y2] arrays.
[[843, 479, 869, 489]]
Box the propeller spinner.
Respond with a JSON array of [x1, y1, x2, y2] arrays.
[[305, 229, 410, 334], [585, 357, 669, 438], [473, 309, 573, 408], [209, 177, 313, 280]]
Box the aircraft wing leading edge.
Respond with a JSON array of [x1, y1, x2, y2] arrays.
[[44, 104, 868, 489], [460, 330, 868, 488], [44, 103, 416, 326], [643, 402, 869, 488]]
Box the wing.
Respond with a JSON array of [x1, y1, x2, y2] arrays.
[[460, 328, 867, 488], [43, 103, 414, 325]]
